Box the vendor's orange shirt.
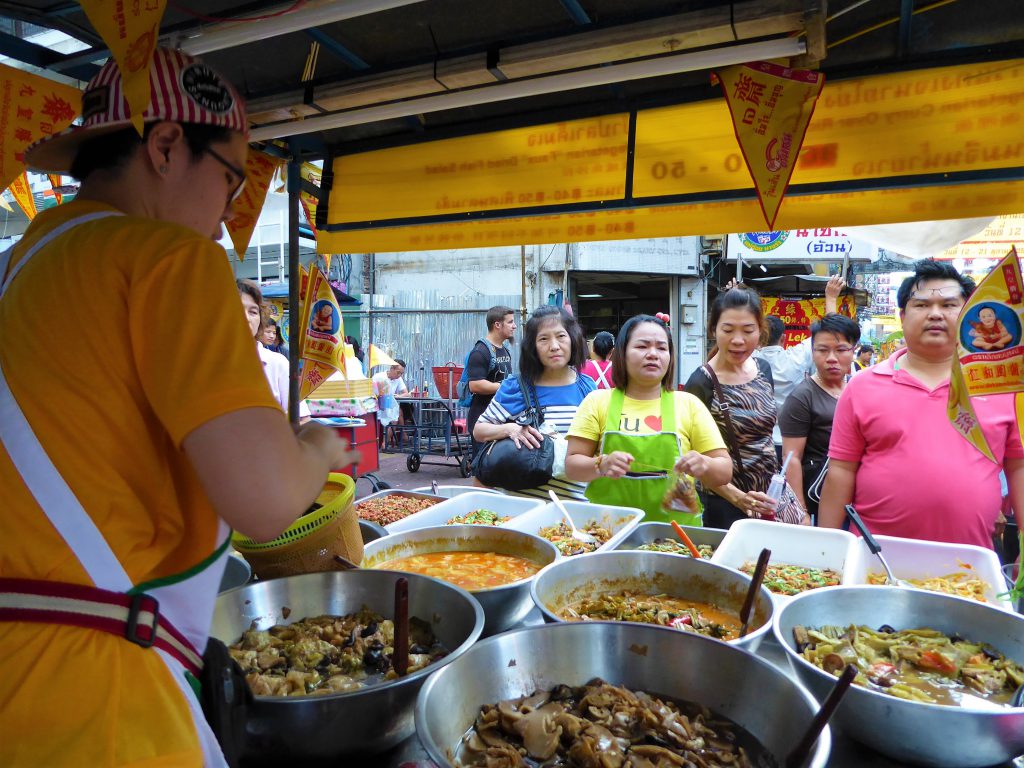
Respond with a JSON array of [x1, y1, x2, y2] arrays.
[[0, 200, 280, 766]]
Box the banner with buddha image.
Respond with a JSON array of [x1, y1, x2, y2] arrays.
[[760, 295, 855, 348], [297, 266, 346, 400], [947, 247, 1024, 461]]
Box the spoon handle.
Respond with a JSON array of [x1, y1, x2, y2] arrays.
[[785, 664, 857, 768], [739, 547, 771, 638], [844, 505, 881, 555]]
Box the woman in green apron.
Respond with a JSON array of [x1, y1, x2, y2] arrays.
[[566, 315, 732, 524]]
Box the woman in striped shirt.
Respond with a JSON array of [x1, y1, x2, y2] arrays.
[[473, 306, 595, 500]]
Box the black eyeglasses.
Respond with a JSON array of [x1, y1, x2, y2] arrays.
[[204, 146, 247, 203]]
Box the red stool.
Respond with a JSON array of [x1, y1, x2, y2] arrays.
[[453, 418, 467, 434]]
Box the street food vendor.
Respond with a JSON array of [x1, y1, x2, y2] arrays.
[[0, 49, 355, 767], [565, 315, 732, 524]]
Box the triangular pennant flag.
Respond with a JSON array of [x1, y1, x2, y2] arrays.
[[9, 172, 36, 220], [48, 174, 63, 205], [713, 62, 824, 229], [367, 344, 398, 369], [298, 267, 347, 399], [0, 195, 11, 212], [0, 63, 81, 194], [298, 162, 321, 236], [225, 150, 285, 260], [77, 0, 167, 134], [948, 246, 1024, 460]]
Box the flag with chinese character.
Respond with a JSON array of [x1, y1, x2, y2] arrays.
[[298, 266, 346, 400], [224, 150, 285, 259], [48, 174, 63, 205], [299, 162, 321, 236], [8, 172, 36, 220], [0, 64, 81, 194], [78, 0, 166, 135], [713, 62, 824, 229], [948, 247, 1024, 460], [760, 294, 855, 348]]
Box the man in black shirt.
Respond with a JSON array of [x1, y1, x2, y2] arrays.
[[466, 305, 516, 454]]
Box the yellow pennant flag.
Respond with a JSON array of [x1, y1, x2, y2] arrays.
[[714, 62, 824, 229], [225, 150, 285, 259], [0, 64, 81, 193], [298, 267, 347, 400], [47, 174, 63, 205], [948, 246, 1024, 461], [9, 172, 36, 219], [78, 0, 166, 135], [367, 344, 398, 369], [299, 162, 321, 236], [0, 195, 11, 212]]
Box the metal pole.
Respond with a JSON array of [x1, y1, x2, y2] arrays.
[[520, 244, 528, 324], [287, 151, 301, 425]]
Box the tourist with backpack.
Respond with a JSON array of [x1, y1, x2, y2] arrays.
[[461, 306, 516, 455]]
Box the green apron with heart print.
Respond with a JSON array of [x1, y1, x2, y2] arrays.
[[585, 389, 702, 526]]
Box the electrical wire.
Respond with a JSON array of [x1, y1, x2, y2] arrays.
[[828, 0, 960, 49], [169, 0, 307, 24]]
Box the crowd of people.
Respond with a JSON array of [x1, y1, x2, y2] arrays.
[[458, 261, 1022, 565]]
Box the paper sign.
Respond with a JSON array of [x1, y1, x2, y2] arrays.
[[761, 295, 856, 348], [714, 61, 824, 229], [8, 172, 36, 219], [0, 64, 81, 193], [948, 246, 1024, 460], [225, 150, 284, 259], [298, 267, 346, 400], [78, 0, 166, 134]]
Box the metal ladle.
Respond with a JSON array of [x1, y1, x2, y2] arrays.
[[845, 505, 911, 587]]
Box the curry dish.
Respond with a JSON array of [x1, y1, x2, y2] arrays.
[[796, 624, 1024, 707], [374, 550, 542, 590], [454, 678, 773, 768], [228, 608, 447, 697], [559, 590, 741, 640]]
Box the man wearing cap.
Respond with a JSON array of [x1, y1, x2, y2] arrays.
[[0, 49, 356, 767], [819, 259, 1024, 548]]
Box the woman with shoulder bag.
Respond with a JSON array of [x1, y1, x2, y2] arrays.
[[779, 313, 860, 523], [473, 306, 595, 500], [565, 315, 732, 524], [684, 285, 809, 528]]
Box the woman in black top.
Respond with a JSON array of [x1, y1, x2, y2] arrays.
[[779, 313, 861, 521], [684, 285, 806, 528]]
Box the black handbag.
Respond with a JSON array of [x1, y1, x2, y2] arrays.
[[472, 376, 554, 490]]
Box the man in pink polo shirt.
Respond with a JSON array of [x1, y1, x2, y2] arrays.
[[819, 260, 1024, 549]]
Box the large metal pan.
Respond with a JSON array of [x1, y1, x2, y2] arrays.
[[361, 525, 558, 635], [416, 621, 830, 767], [531, 550, 774, 652], [210, 569, 484, 758], [774, 585, 1024, 767]]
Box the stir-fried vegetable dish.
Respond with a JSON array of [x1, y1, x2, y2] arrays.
[[538, 521, 612, 556], [447, 508, 510, 526], [356, 496, 438, 525], [560, 590, 741, 640], [866, 571, 990, 603], [795, 624, 1024, 707], [374, 551, 542, 590], [741, 562, 841, 595], [454, 678, 773, 768], [229, 608, 448, 697], [635, 538, 714, 559]]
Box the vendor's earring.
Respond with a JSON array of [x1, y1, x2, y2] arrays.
[[159, 165, 168, 174]]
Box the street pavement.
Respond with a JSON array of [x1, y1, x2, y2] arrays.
[[354, 450, 475, 498]]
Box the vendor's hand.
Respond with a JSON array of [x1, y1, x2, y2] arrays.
[[674, 450, 710, 479], [825, 274, 846, 300], [738, 490, 779, 519], [296, 422, 362, 469], [507, 423, 544, 449], [598, 451, 634, 479], [722, 278, 740, 291]]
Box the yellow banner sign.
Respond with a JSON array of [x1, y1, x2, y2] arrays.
[[78, 0, 166, 134], [714, 62, 824, 228], [298, 267, 346, 400], [761, 294, 855, 347], [0, 64, 81, 193], [8, 172, 36, 219], [937, 215, 1024, 262], [299, 161, 322, 235], [948, 247, 1024, 460], [225, 150, 284, 259]]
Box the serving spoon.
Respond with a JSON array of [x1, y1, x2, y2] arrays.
[[785, 664, 857, 768], [548, 490, 598, 545], [845, 505, 912, 587], [739, 547, 770, 638]]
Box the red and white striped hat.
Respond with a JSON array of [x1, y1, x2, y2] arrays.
[[26, 47, 248, 173]]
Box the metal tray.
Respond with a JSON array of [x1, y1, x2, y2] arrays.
[[353, 489, 444, 528], [613, 521, 727, 556]]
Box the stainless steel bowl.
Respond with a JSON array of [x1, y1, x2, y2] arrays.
[[531, 550, 774, 652], [774, 585, 1024, 767], [613, 521, 727, 555], [361, 525, 559, 635], [416, 621, 830, 768], [210, 569, 484, 758]]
